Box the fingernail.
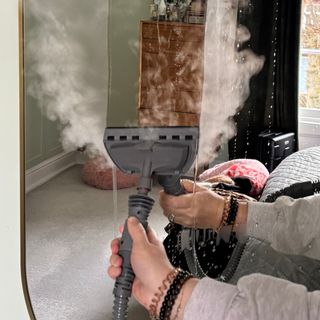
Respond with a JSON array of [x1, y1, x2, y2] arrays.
[[128, 216, 138, 225]]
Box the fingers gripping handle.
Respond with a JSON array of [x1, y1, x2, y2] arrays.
[[113, 222, 134, 298], [112, 223, 134, 320], [158, 175, 185, 196], [112, 195, 154, 320]]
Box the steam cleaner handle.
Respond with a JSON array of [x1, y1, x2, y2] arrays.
[[158, 175, 185, 196], [113, 206, 148, 301]]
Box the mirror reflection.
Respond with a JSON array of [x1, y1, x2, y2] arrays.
[[23, 0, 320, 319]]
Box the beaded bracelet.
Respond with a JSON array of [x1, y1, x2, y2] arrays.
[[159, 269, 192, 320], [226, 196, 239, 226], [149, 269, 179, 320], [212, 188, 256, 231]]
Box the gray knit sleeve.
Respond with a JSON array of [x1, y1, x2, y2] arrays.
[[247, 195, 320, 260], [184, 274, 320, 320]]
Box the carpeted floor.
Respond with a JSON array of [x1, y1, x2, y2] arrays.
[[26, 165, 168, 320]]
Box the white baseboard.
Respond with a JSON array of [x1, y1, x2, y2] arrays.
[[25, 151, 77, 193]]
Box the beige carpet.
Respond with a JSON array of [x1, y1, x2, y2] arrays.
[[26, 165, 168, 320]]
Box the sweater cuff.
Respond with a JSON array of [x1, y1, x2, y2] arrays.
[[247, 201, 277, 244], [184, 278, 238, 320]]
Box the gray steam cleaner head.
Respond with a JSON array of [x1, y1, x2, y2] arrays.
[[104, 126, 199, 191]]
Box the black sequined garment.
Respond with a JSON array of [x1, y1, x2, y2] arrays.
[[163, 223, 238, 279]]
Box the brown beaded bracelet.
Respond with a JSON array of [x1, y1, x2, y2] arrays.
[[159, 269, 192, 320], [212, 188, 256, 231], [149, 269, 178, 320]]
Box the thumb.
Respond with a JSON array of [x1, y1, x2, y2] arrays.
[[181, 179, 207, 193], [127, 217, 149, 248], [146, 226, 162, 246]]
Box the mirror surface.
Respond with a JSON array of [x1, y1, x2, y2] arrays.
[[23, 0, 320, 319], [24, 1, 168, 319]]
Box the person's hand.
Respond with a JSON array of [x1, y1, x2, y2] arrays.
[[108, 217, 173, 310], [205, 174, 234, 185], [159, 179, 225, 229]]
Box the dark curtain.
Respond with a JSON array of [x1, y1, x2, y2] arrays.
[[229, 0, 302, 160]]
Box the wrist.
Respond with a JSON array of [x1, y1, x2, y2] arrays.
[[152, 269, 197, 320], [214, 194, 225, 229], [149, 268, 178, 319], [235, 201, 248, 225], [170, 278, 198, 320]]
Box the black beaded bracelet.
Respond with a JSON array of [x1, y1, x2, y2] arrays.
[[226, 196, 238, 225], [159, 269, 192, 320]]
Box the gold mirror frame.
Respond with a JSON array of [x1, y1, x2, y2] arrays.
[[19, 0, 36, 318]]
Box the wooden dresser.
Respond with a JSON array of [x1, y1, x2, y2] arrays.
[[138, 21, 205, 127]]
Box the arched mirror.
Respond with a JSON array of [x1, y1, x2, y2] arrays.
[[21, 0, 320, 319]]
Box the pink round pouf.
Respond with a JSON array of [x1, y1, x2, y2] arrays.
[[82, 157, 138, 190]]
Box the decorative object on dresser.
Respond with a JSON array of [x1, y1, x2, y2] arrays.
[[138, 20, 205, 127], [150, 0, 206, 24], [158, 0, 167, 21], [187, 0, 207, 24]]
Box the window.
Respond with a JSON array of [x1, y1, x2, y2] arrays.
[[299, 0, 320, 149]]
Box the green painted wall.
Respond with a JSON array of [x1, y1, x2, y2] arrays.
[[24, 4, 63, 170], [107, 1, 149, 126], [25, 0, 148, 169], [25, 95, 63, 170]]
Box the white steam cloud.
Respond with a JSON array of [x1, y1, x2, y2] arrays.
[[138, 0, 264, 165], [26, 0, 110, 160], [26, 0, 263, 168], [198, 0, 265, 164]]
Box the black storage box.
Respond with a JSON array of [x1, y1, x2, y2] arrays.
[[257, 131, 295, 172]]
